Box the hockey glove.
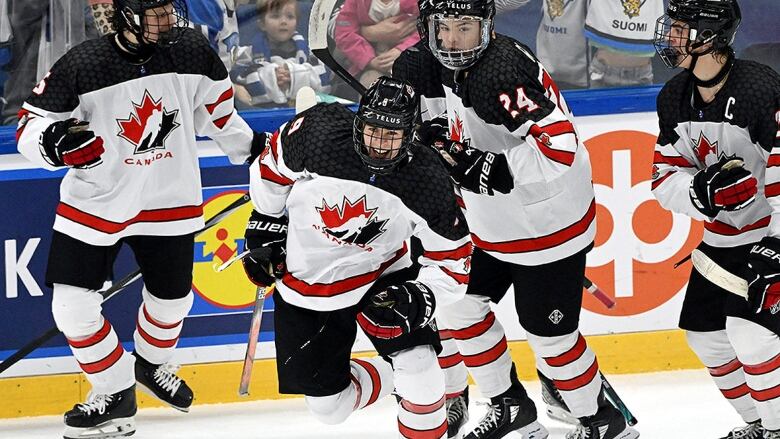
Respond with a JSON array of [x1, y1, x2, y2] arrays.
[[359, 281, 436, 339], [432, 139, 514, 195], [414, 114, 449, 146], [242, 210, 288, 287], [747, 237, 780, 314], [690, 158, 757, 218], [40, 118, 105, 168]]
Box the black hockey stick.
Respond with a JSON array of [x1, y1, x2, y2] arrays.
[[0, 193, 251, 375], [309, 0, 367, 96], [601, 373, 638, 426]]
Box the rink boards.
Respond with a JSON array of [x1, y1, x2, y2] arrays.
[[0, 89, 708, 418]]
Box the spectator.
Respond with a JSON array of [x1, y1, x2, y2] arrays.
[[230, 0, 330, 107], [334, 0, 418, 88]]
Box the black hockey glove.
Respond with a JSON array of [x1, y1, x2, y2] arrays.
[[242, 210, 288, 287], [747, 237, 780, 314], [432, 139, 514, 195], [689, 158, 757, 218], [359, 281, 436, 339], [40, 118, 105, 168], [414, 114, 449, 146], [247, 131, 270, 165]]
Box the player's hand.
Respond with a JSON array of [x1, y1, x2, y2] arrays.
[[747, 237, 780, 314], [359, 281, 435, 339], [242, 210, 288, 287], [40, 118, 105, 168], [414, 114, 449, 146], [690, 157, 757, 217], [432, 138, 514, 195]]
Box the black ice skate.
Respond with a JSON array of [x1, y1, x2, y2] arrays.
[[465, 394, 548, 439], [565, 405, 639, 439], [134, 353, 193, 412], [764, 428, 780, 439], [538, 369, 578, 425], [447, 387, 470, 439], [63, 384, 137, 439], [719, 421, 765, 439]]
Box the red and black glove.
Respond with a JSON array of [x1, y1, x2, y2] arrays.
[[40, 118, 105, 168], [242, 210, 288, 287], [690, 158, 757, 217], [358, 281, 436, 339], [747, 237, 780, 314], [432, 138, 514, 195]]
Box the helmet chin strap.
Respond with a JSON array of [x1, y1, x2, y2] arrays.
[[690, 49, 735, 88]]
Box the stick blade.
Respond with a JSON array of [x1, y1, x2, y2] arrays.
[[295, 86, 317, 114], [691, 249, 749, 298]]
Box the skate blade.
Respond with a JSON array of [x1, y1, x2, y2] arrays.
[[613, 426, 640, 439], [516, 421, 549, 439], [545, 405, 580, 425], [63, 417, 135, 439], [136, 382, 190, 413]]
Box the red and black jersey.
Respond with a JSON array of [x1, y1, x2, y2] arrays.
[[16, 29, 254, 245], [249, 103, 472, 311], [651, 59, 780, 247], [395, 35, 596, 266]]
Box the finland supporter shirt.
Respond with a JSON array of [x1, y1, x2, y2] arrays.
[[17, 29, 254, 245]]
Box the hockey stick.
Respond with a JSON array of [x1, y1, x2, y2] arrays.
[[0, 193, 251, 375], [601, 373, 638, 426], [308, 0, 367, 96], [238, 284, 274, 396], [236, 86, 318, 395], [690, 249, 749, 298]]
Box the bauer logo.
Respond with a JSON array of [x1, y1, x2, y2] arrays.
[[584, 130, 703, 316], [191, 191, 257, 309]]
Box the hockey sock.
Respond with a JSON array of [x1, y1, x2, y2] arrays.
[[438, 330, 469, 398], [133, 287, 193, 365], [393, 346, 448, 439]]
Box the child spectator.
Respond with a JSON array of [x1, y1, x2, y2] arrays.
[[231, 0, 330, 108], [334, 0, 418, 88]]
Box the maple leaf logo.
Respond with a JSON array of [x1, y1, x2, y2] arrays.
[[450, 114, 464, 142], [693, 132, 718, 165], [316, 196, 388, 245], [117, 90, 180, 154]]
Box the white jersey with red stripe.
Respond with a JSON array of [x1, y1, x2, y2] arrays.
[[394, 36, 595, 266], [249, 103, 472, 312], [651, 60, 780, 247], [16, 30, 254, 245]]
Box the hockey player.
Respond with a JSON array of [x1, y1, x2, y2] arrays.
[[242, 76, 472, 438], [393, 0, 640, 438], [651, 1, 780, 438], [15, 1, 263, 438]]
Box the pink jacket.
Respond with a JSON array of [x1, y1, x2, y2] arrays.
[[334, 0, 420, 75]]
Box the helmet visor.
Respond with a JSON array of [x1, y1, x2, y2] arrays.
[[427, 14, 490, 69]]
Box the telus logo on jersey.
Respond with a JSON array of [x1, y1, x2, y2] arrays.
[[117, 90, 180, 166], [314, 195, 388, 251]]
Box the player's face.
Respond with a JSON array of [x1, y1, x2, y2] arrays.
[[143, 3, 176, 43], [436, 18, 482, 51], [362, 125, 404, 160], [666, 20, 693, 67], [261, 3, 297, 43]]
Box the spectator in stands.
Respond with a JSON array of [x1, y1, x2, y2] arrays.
[[535, 0, 663, 89], [334, 0, 418, 88], [230, 0, 330, 107]]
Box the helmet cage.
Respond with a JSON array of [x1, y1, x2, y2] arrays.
[[118, 0, 189, 49], [427, 14, 491, 70], [653, 0, 740, 68]]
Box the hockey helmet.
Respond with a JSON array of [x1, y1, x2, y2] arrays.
[[114, 0, 189, 49], [353, 77, 420, 175], [417, 0, 496, 70], [654, 0, 741, 68]]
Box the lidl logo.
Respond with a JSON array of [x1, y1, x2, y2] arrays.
[[585, 130, 703, 316], [192, 191, 257, 309]]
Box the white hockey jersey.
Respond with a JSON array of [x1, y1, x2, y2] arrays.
[[651, 60, 780, 247], [395, 37, 596, 266], [249, 103, 472, 311], [17, 29, 254, 246], [584, 0, 663, 56]]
